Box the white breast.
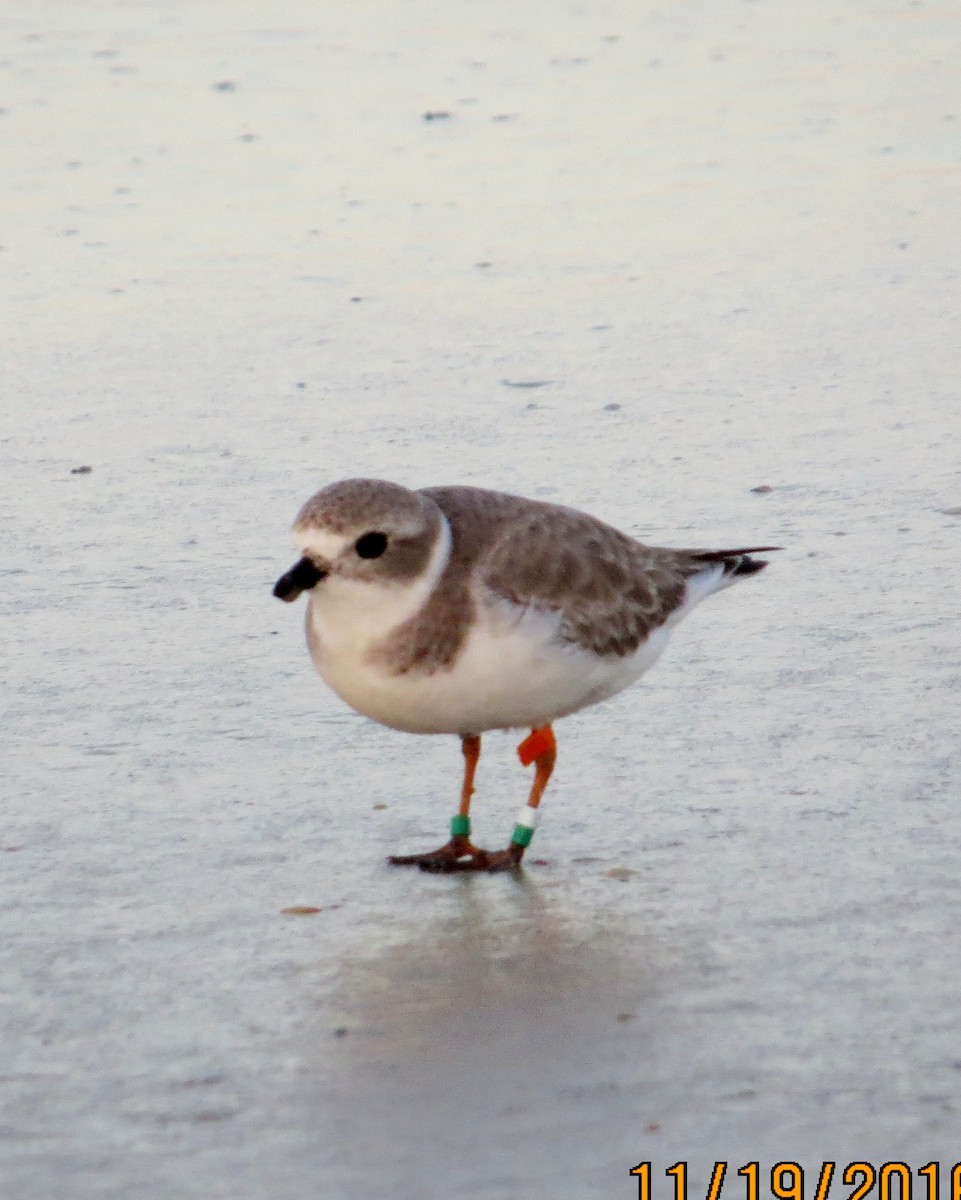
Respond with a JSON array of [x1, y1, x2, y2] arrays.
[[305, 573, 675, 736]]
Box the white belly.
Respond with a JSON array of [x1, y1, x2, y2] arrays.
[[305, 593, 673, 736]]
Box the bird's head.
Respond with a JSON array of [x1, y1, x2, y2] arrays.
[[273, 478, 445, 604]]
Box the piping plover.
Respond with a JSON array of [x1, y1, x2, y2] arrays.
[[273, 479, 778, 872]]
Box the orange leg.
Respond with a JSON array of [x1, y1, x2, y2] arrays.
[[388, 735, 487, 868], [458, 734, 481, 819], [389, 726, 557, 874], [426, 724, 556, 873], [499, 723, 556, 868]]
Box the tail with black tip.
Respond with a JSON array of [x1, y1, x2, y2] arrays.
[[669, 544, 780, 618], [691, 546, 781, 580]]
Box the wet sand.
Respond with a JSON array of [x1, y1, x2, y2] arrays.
[[3, 2, 961, 1196]]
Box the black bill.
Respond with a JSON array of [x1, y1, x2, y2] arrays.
[[273, 556, 325, 602]]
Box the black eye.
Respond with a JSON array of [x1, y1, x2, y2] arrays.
[[355, 531, 388, 559]]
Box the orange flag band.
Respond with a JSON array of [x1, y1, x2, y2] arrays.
[[516, 726, 556, 767]]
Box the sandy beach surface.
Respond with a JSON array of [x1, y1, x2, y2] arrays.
[[3, 2, 960, 1197]]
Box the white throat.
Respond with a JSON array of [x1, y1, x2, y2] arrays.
[[303, 515, 452, 661]]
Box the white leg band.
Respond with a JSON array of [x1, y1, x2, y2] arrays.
[[515, 805, 541, 830]]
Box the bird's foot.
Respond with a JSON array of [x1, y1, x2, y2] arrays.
[[388, 839, 524, 873], [387, 836, 479, 870]]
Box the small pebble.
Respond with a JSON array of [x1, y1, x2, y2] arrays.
[[940, 506, 961, 516], [750, 484, 773, 494], [280, 906, 322, 916], [603, 402, 621, 411], [423, 111, 451, 121], [71, 465, 93, 474], [604, 867, 635, 882]]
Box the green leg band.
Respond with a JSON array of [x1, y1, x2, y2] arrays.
[[450, 814, 471, 838], [510, 824, 535, 848]]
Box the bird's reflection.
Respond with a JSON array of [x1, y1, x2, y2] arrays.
[[309, 875, 671, 1196]]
